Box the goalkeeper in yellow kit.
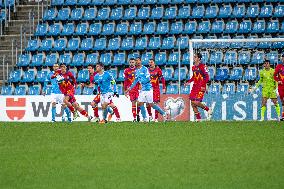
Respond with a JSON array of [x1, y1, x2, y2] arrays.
[[250, 60, 281, 121]]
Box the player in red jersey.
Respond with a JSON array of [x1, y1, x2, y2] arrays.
[[147, 59, 166, 122], [124, 58, 140, 122], [52, 63, 92, 121], [184, 53, 212, 121], [274, 54, 284, 121]]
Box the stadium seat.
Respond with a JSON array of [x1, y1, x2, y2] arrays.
[[93, 37, 107, 50], [1, 85, 14, 95], [137, 6, 150, 20], [56, 7, 70, 21], [117, 69, 124, 81], [246, 4, 259, 18], [105, 0, 118, 5], [222, 83, 235, 95], [238, 20, 252, 34], [230, 35, 244, 49], [156, 21, 169, 34], [71, 8, 84, 21], [164, 6, 177, 19], [80, 37, 94, 51], [232, 4, 246, 18], [102, 22, 115, 35], [121, 37, 134, 50], [207, 67, 215, 80], [17, 54, 31, 67], [124, 6, 137, 20], [181, 52, 190, 65], [22, 69, 36, 83], [116, 21, 129, 35], [110, 6, 123, 20], [170, 21, 183, 34], [113, 52, 126, 65], [215, 35, 230, 49], [66, 37, 80, 51], [53, 38, 67, 51], [35, 23, 48, 36], [154, 52, 167, 66], [224, 20, 238, 34], [26, 39, 40, 52], [108, 68, 118, 79], [197, 21, 211, 34], [272, 35, 284, 49], [266, 20, 279, 33], [224, 51, 237, 65], [127, 52, 140, 61], [75, 22, 89, 36], [143, 21, 156, 34], [71, 53, 85, 67], [244, 34, 258, 49], [229, 67, 243, 81], [28, 85, 41, 95], [75, 85, 82, 95], [83, 7, 97, 20], [69, 69, 78, 78], [177, 5, 190, 19], [238, 51, 251, 65], [181, 85, 190, 94], [203, 35, 217, 49], [236, 83, 249, 95], [252, 20, 265, 33], [118, 0, 131, 5], [117, 84, 123, 95], [183, 21, 197, 34], [91, 0, 104, 5], [45, 53, 59, 66], [82, 87, 94, 95], [141, 51, 153, 65], [162, 67, 174, 81], [176, 36, 189, 49], [161, 36, 175, 50], [200, 51, 209, 63], [61, 23, 75, 36], [158, 0, 170, 4], [251, 51, 265, 64], [259, 4, 273, 18], [145, 0, 157, 5], [218, 4, 232, 18], [9, 69, 22, 83], [48, 22, 62, 36], [43, 8, 57, 21], [148, 36, 161, 50], [129, 21, 142, 35], [132, 0, 144, 4], [151, 6, 164, 19], [258, 35, 272, 49], [211, 20, 224, 34], [36, 70, 49, 83], [59, 53, 72, 66], [14, 85, 27, 95], [96, 7, 111, 20], [205, 5, 218, 18], [100, 52, 113, 65], [65, 0, 77, 6], [266, 51, 278, 65], [86, 53, 99, 66], [167, 51, 179, 65], [215, 67, 229, 81], [89, 22, 102, 36], [135, 36, 148, 50], [243, 67, 257, 81], [166, 83, 178, 94], [43, 85, 52, 95], [108, 37, 121, 50], [171, 0, 184, 4], [78, 0, 92, 6], [31, 53, 45, 67], [209, 51, 223, 65], [274, 5, 284, 18], [191, 5, 205, 18], [77, 69, 89, 83], [173, 67, 188, 80]]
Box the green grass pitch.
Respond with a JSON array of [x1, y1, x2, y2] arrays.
[[0, 121, 283, 189]]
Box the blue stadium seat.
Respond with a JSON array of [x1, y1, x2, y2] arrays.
[[244, 34, 258, 48], [224, 20, 238, 34], [100, 53, 113, 66], [230, 35, 244, 49], [124, 6, 137, 20], [155, 51, 167, 65], [127, 52, 140, 61], [65, 0, 77, 6], [116, 21, 129, 35], [26, 39, 39, 52], [35, 23, 48, 36], [78, 0, 92, 5], [80, 37, 94, 51], [207, 67, 215, 80], [1, 86, 14, 95], [113, 52, 126, 65], [75, 85, 82, 95], [156, 21, 169, 34], [108, 69, 118, 79], [266, 51, 278, 65], [243, 67, 257, 81], [102, 22, 115, 35], [36, 70, 48, 83], [151, 6, 164, 19], [200, 51, 209, 63], [121, 37, 134, 50], [48, 22, 62, 36], [66, 37, 80, 51], [51, 0, 64, 6], [118, 0, 131, 5], [176, 36, 189, 49], [108, 37, 121, 50], [274, 5, 284, 18], [171, 0, 184, 4], [59, 53, 72, 66], [161, 36, 176, 50], [86, 53, 99, 66], [238, 51, 251, 65], [197, 21, 210, 34], [91, 0, 104, 5], [183, 21, 197, 34], [110, 6, 123, 20], [141, 51, 153, 65], [132, 0, 144, 4], [145, 0, 157, 4], [82, 87, 94, 95], [211, 20, 224, 34], [89, 22, 102, 36], [203, 35, 217, 49], [177, 5, 190, 19], [191, 5, 205, 18], [137, 6, 150, 20], [129, 21, 142, 35], [135, 36, 148, 50], [43, 85, 53, 95], [61, 23, 75, 36], [251, 51, 265, 64], [96, 7, 110, 20], [209, 51, 223, 65], [215, 67, 229, 81], [22, 70, 36, 83], [246, 4, 259, 18], [75, 22, 89, 36], [182, 52, 190, 65], [9, 70, 22, 83], [272, 35, 284, 49], [252, 20, 265, 33], [28, 85, 41, 95], [214, 35, 230, 49], [105, 0, 118, 5], [56, 8, 70, 21], [143, 21, 156, 34], [77, 70, 89, 83], [181, 85, 190, 94], [31, 53, 45, 67], [208, 83, 221, 95], [167, 51, 179, 65], [71, 8, 84, 21], [258, 35, 272, 49], [229, 67, 243, 81], [173, 67, 187, 80], [117, 84, 123, 95], [45, 53, 59, 66], [170, 21, 183, 34], [162, 67, 174, 81], [53, 38, 67, 51], [14, 85, 27, 95], [222, 83, 235, 95], [166, 83, 178, 94], [17, 54, 31, 67], [218, 4, 232, 18], [164, 6, 177, 19], [237, 83, 249, 95], [281, 21, 284, 33], [205, 5, 218, 18], [232, 4, 246, 18], [238, 20, 252, 34], [259, 4, 273, 18], [93, 37, 107, 50], [148, 36, 161, 50], [117, 69, 124, 81], [43, 8, 57, 21], [159, 0, 170, 3], [224, 51, 237, 65], [266, 20, 279, 33], [71, 53, 85, 67], [83, 7, 97, 20]]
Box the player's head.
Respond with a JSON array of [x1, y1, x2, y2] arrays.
[[53, 63, 59, 71], [60, 63, 67, 73], [194, 53, 202, 64], [263, 60, 270, 69], [87, 64, 95, 74], [135, 57, 142, 67], [96, 62, 104, 72], [129, 58, 136, 68], [148, 58, 155, 68]]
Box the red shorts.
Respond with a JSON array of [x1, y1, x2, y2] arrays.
[[189, 87, 205, 102], [129, 89, 139, 102], [278, 86, 284, 101], [153, 88, 161, 103], [64, 88, 76, 104], [92, 94, 100, 104]]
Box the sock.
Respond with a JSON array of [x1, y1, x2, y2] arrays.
[[107, 106, 113, 114], [203, 106, 209, 111], [112, 106, 120, 118], [195, 112, 201, 120], [92, 106, 99, 118], [64, 107, 71, 121], [139, 105, 147, 119], [137, 106, 140, 116], [275, 104, 281, 117], [103, 109, 108, 120], [79, 109, 88, 117], [67, 105, 75, 113], [155, 110, 159, 120], [152, 104, 165, 116], [51, 107, 56, 121], [261, 106, 266, 120], [146, 105, 152, 117], [132, 105, 137, 119]]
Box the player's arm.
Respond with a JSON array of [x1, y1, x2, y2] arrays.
[[126, 77, 138, 93], [50, 70, 59, 79], [123, 70, 129, 91], [255, 71, 263, 88], [200, 65, 209, 92], [274, 65, 282, 84], [69, 72, 77, 87], [158, 68, 166, 93]]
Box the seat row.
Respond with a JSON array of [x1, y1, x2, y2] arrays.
[[0, 0, 14, 8], [44, 4, 284, 22]]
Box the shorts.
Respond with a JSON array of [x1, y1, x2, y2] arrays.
[[153, 88, 161, 103], [262, 88, 277, 99], [138, 90, 153, 103], [51, 93, 64, 104], [129, 89, 139, 102], [101, 92, 113, 104], [190, 87, 205, 102], [278, 86, 284, 101], [64, 88, 76, 104], [92, 94, 101, 104]]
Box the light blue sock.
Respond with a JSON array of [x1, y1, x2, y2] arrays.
[[51, 107, 56, 121], [107, 106, 113, 114], [152, 104, 165, 116], [103, 109, 108, 120], [64, 107, 71, 122], [139, 105, 147, 119]]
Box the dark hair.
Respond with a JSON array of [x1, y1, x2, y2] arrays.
[[96, 62, 104, 68], [59, 63, 66, 67], [196, 53, 202, 59], [264, 60, 270, 64], [282, 54, 284, 58], [129, 58, 135, 61], [135, 56, 141, 61], [87, 64, 94, 68], [149, 58, 154, 61]]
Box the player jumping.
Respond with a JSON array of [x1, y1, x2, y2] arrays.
[[274, 54, 284, 121], [146, 59, 166, 122], [125, 57, 168, 122], [184, 53, 212, 122]]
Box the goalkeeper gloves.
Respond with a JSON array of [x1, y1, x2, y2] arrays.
[[93, 89, 98, 95], [113, 92, 119, 98]]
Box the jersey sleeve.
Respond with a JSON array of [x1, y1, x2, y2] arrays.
[[69, 71, 77, 86], [201, 65, 209, 86], [123, 69, 129, 90], [157, 68, 166, 89], [274, 65, 280, 82], [256, 70, 263, 88]]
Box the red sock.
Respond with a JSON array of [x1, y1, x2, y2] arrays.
[[155, 110, 159, 119], [113, 106, 120, 118], [68, 105, 75, 112], [93, 106, 99, 117], [195, 112, 201, 120], [147, 105, 152, 117], [79, 109, 88, 117], [132, 105, 137, 119], [203, 106, 209, 111], [282, 112, 284, 118]]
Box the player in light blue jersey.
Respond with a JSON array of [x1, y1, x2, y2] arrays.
[[43, 63, 71, 122], [125, 57, 168, 122], [93, 62, 121, 123]]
